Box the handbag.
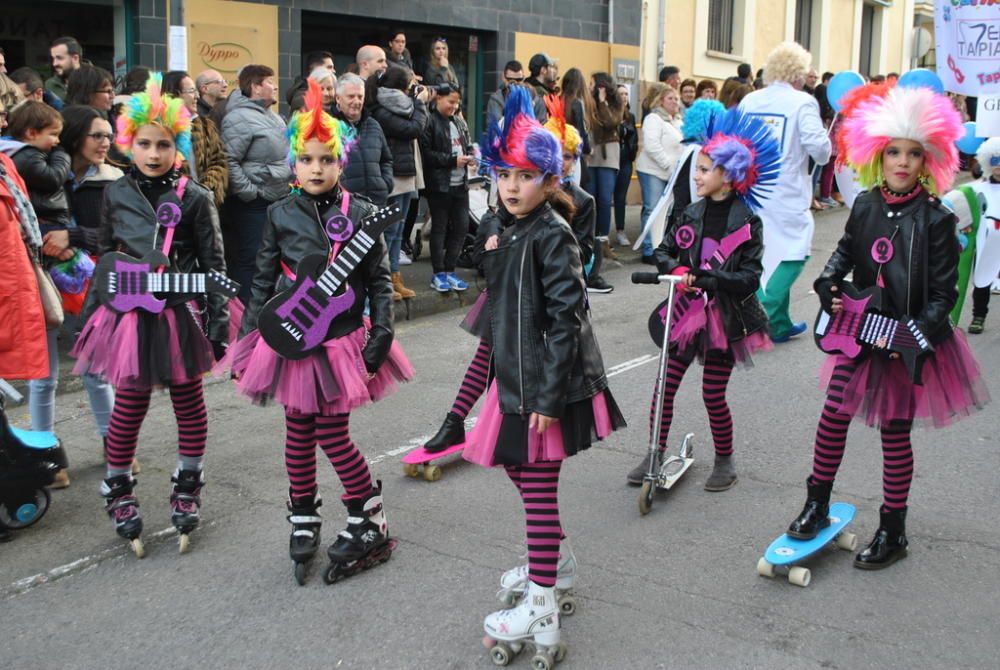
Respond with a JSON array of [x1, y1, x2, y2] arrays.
[[33, 261, 64, 329]]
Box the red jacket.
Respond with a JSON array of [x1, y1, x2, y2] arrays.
[[0, 153, 47, 380]]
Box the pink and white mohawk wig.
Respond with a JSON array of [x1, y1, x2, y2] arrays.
[[838, 84, 963, 195]]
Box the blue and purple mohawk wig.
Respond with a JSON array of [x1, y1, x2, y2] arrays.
[[480, 87, 562, 178], [700, 108, 782, 212]]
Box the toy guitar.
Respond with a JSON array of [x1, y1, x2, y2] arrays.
[[813, 282, 933, 384], [257, 204, 403, 360], [93, 250, 240, 314], [647, 223, 752, 346]]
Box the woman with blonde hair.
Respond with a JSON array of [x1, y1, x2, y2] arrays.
[[635, 83, 684, 262], [425, 37, 459, 86]]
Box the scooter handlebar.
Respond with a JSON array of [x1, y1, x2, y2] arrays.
[[631, 272, 684, 285]]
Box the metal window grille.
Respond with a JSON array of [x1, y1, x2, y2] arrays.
[[708, 0, 735, 54], [795, 0, 813, 51], [859, 4, 875, 78]]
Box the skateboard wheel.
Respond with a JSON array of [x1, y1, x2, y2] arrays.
[[531, 650, 554, 670], [403, 463, 419, 478], [638, 480, 654, 516], [490, 642, 512, 666], [756, 557, 775, 578], [836, 531, 858, 552], [423, 465, 442, 482], [131, 538, 145, 559], [788, 566, 811, 587], [559, 594, 576, 616], [178, 533, 190, 554]]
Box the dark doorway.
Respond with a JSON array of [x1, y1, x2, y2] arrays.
[[300, 12, 494, 137], [0, 1, 116, 79]]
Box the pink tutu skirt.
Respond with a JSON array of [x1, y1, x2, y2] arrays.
[[71, 303, 213, 390], [459, 290, 491, 342], [227, 296, 245, 344], [218, 321, 414, 415], [671, 300, 772, 367], [463, 381, 626, 467], [819, 329, 990, 429]]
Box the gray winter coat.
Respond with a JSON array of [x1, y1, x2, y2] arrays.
[[221, 90, 291, 203]]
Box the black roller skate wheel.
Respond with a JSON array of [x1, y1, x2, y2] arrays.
[[323, 564, 340, 584], [294, 562, 308, 586], [0, 488, 50, 529]]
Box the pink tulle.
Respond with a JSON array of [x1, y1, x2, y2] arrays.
[[459, 290, 490, 340], [218, 322, 414, 415], [672, 300, 772, 366], [228, 297, 245, 344], [463, 382, 616, 467], [818, 329, 990, 429]]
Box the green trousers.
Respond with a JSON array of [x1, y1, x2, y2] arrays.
[[757, 259, 807, 337]]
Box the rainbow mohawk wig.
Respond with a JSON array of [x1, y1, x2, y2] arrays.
[[680, 99, 726, 143], [838, 85, 963, 194], [481, 86, 562, 177], [287, 78, 356, 167], [701, 108, 781, 212], [542, 94, 582, 157], [116, 72, 192, 168]]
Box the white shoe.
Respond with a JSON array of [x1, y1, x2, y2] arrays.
[[484, 580, 560, 646], [615, 231, 630, 247], [499, 540, 577, 593], [398, 253, 413, 266]]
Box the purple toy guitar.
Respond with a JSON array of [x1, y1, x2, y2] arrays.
[[93, 250, 240, 314], [647, 223, 752, 346], [813, 282, 933, 384], [257, 204, 402, 360]]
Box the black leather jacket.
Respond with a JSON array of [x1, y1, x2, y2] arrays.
[[815, 188, 958, 345], [420, 110, 471, 193], [482, 203, 609, 417], [239, 189, 395, 373], [10, 145, 71, 232], [82, 175, 229, 341], [655, 196, 769, 340]]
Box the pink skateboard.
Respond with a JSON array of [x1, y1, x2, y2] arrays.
[[402, 442, 466, 481]]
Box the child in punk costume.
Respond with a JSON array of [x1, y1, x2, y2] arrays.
[[464, 88, 625, 662], [420, 94, 596, 457], [70, 74, 229, 555], [786, 84, 989, 569], [219, 81, 413, 582], [626, 109, 779, 491]]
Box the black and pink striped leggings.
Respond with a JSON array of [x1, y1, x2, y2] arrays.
[[450, 339, 491, 418], [507, 461, 563, 588], [284, 410, 374, 504], [105, 379, 207, 470], [649, 353, 735, 456], [811, 360, 914, 509]]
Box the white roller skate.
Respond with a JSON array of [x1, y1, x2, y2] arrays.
[[497, 540, 577, 615], [483, 580, 566, 669]]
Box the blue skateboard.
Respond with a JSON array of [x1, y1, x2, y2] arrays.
[[758, 502, 858, 587]]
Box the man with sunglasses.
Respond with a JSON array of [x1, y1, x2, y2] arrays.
[[486, 60, 546, 123]]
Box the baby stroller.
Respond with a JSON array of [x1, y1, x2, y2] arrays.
[[0, 379, 66, 541], [456, 176, 491, 273]]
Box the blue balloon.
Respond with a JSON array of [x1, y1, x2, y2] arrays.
[[897, 68, 944, 94], [955, 122, 984, 155], [827, 71, 865, 113]]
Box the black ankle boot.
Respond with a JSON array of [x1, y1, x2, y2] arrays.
[[787, 478, 833, 540], [854, 506, 908, 570], [424, 412, 465, 453]]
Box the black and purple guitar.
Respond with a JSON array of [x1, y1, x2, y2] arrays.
[[813, 282, 933, 383], [647, 223, 752, 346], [93, 250, 240, 314], [257, 204, 402, 360]]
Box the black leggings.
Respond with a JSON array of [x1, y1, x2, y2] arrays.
[[427, 187, 469, 273], [972, 285, 991, 318]]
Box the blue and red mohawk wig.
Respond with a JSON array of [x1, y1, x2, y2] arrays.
[[701, 108, 781, 212], [480, 86, 562, 178]]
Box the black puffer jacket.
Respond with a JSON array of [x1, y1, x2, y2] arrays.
[[420, 110, 471, 193], [815, 188, 958, 346], [482, 203, 609, 417], [82, 174, 229, 341], [370, 89, 427, 180], [64, 162, 123, 253], [240, 189, 395, 373], [655, 196, 769, 340], [332, 110, 394, 206], [7, 144, 72, 232]]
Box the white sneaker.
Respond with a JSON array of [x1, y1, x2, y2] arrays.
[[615, 231, 631, 247], [398, 253, 413, 266], [484, 580, 560, 646]]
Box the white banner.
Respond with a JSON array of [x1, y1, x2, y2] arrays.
[[934, 0, 1000, 97], [977, 95, 1000, 136]]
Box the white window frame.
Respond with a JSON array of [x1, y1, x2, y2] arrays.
[[693, 0, 757, 80]]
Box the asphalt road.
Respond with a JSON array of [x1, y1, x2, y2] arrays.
[[3, 204, 998, 670]]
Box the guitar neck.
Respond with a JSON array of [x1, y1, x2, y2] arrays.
[[857, 313, 928, 352], [116, 271, 207, 295], [312, 231, 376, 296]]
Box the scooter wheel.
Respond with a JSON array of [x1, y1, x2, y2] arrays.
[[638, 480, 654, 516]]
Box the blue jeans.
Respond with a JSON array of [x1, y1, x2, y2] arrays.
[[385, 191, 415, 272], [613, 161, 633, 233], [637, 171, 670, 258], [29, 327, 114, 437], [585, 166, 618, 237]]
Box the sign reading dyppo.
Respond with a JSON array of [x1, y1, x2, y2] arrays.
[[935, 0, 1000, 96], [184, 0, 278, 92]]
